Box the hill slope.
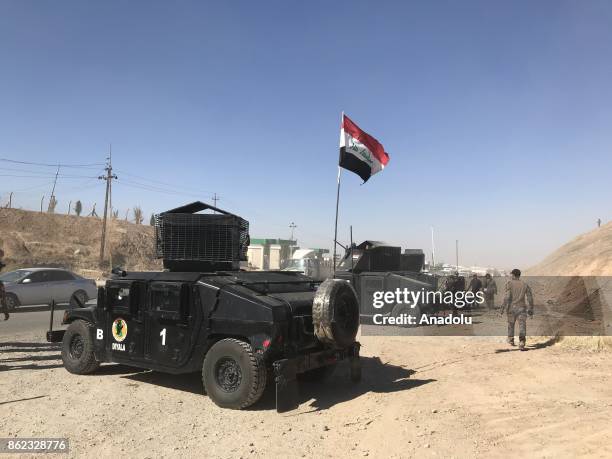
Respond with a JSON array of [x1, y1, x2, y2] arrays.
[[0, 208, 161, 277], [527, 222, 612, 276]]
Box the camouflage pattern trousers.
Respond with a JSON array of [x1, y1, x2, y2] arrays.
[[507, 309, 527, 343]]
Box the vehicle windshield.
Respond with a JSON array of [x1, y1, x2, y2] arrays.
[[284, 259, 306, 270], [0, 270, 32, 283], [337, 251, 362, 271]]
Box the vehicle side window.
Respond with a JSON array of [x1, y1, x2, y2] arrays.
[[47, 271, 75, 282], [150, 283, 181, 314], [26, 271, 49, 283], [108, 286, 131, 312]]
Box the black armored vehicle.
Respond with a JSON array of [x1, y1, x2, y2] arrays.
[[48, 202, 361, 412], [334, 241, 438, 323]]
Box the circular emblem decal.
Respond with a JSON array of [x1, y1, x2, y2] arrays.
[[112, 318, 128, 342]]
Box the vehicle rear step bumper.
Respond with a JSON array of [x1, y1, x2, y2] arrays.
[[273, 342, 361, 412]]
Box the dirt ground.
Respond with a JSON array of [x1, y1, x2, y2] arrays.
[[2, 330, 611, 459]]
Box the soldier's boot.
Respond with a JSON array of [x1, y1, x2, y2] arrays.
[[507, 337, 515, 346], [519, 340, 526, 351], [3, 312, 8, 321]]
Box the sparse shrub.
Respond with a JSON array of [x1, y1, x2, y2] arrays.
[[133, 206, 143, 225]]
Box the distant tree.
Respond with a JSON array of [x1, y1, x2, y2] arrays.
[[149, 214, 155, 226], [112, 209, 119, 219], [74, 200, 83, 217], [133, 206, 143, 225], [47, 196, 57, 213]]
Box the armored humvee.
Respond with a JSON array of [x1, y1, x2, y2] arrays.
[[47, 202, 361, 412], [334, 241, 438, 323]]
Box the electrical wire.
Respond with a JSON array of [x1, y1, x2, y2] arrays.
[[56, 178, 105, 192], [0, 167, 100, 179], [114, 169, 214, 194], [0, 181, 55, 193], [0, 174, 98, 179], [0, 158, 105, 168], [115, 179, 210, 199]]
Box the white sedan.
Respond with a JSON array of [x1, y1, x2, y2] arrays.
[[0, 268, 97, 310]]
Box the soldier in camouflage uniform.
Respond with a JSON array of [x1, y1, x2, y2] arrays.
[[482, 273, 498, 309], [0, 249, 8, 321], [501, 268, 533, 350]]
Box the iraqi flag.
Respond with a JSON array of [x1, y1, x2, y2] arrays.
[[339, 114, 390, 182]]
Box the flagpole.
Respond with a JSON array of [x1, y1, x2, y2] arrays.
[[333, 111, 344, 272], [333, 165, 342, 271]]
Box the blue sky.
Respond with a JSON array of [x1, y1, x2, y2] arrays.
[[1, 1, 611, 268]]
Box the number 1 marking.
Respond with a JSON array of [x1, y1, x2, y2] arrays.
[[160, 328, 166, 346]]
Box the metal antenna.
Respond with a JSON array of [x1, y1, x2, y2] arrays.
[[212, 192, 220, 213]]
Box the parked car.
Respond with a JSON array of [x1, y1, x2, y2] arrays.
[[0, 268, 97, 310]]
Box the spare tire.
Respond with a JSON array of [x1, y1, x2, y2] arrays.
[[313, 279, 360, 348]]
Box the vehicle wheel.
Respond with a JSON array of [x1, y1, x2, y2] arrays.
[[69, 290, 88, 308], [4, 293, 19, 311], [313, 279, 360, 348], [298, 364, 337, 382], [202, 338, 267, 409], [61, 320, 100, 374]]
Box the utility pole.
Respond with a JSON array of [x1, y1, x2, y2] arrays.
[[430, 226, 436, 270], [48, 165, 60, 212], [98, 147, 117, 264], [289, 222, 297, 242], [455, 239, 459, 273]]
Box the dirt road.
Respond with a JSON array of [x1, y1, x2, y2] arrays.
[[1, 330, 611, 458]]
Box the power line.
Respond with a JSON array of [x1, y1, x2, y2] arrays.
[[0, 158, 104, 168], [116, 179, 211, 199], [0, 181, 54, 193], [0, 174, 98, 179], [0, 165, 104, 176], [57, 179, 104, 192], [114, 169, 214, 194]]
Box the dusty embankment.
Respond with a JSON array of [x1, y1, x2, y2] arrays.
[[0, 208, 161, 278]]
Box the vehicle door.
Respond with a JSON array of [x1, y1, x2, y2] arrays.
[[18, 270, 52, 305], [105, 280, 146, 361], [360, 274, 386, 317], [46, 270, 76, 303], [145, 281, 200, 368]]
